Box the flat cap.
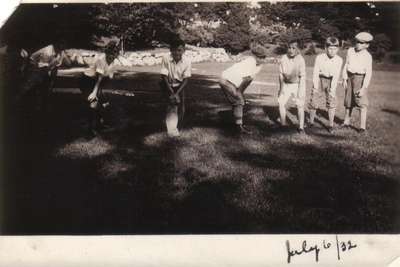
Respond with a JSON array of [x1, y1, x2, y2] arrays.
[[355, 32, 373, 43]]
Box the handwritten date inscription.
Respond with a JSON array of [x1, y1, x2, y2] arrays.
[[286, 235, 357, 263]]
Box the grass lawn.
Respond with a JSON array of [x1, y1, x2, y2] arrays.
[[3, 61, 400, 234]]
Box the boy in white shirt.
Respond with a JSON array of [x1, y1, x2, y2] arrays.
[[278, 40, 306, 133], [219, 45, 266, 134], [308, 37, 343, 133], [79, 41, 120, 137], [342, 32, 373, 133], [160, 39, 191, 138]]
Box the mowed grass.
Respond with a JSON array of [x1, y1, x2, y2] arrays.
[[4, 61, 400, 234]]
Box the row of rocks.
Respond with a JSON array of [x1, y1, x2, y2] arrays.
[[65, 46, 233, 67]]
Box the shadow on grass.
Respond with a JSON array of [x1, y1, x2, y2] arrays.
[[2, 71, 248, 234], [227, 143, 400, 233], [3, 71, 399, 234], [382, 108, 400, 118]]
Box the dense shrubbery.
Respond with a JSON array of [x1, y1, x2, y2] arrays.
[[1, 2, 399, 56], [178, 25, 215, 47], [370, 33, 392, 61], [250, 22, 286, 48], [314, 23, 341, 47], [273, 27, 313, 55], [213, 24, 250, 54]]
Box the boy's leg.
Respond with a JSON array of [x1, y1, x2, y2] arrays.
[[277, 84, 290, 126], [279, 104, 287, 126], [296, 84, 306, 130], [343, 75, 354, 126], [166, 104, 179, 136], [178, 89, 185, 128], [160, 80, 180, 136], [360, 107, 367, 130], [308, 89, 318, 125], [79, 75, 99, 135], [219, 79, 245, 125], [353, 75, 369, 131], [297, 99, 305, 130], [328, 108, 336, 128], [343, 108, 352, 126], [324, 77, 336, 129], [233, 104, 244, 125]]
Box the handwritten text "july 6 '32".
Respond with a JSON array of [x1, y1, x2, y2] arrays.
[[285, 235, 357, 264]]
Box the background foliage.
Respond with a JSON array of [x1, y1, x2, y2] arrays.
[[1, 2, 399, 57]]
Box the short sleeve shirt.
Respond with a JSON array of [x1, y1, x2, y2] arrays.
[[345, 48, 372, 75], [83, 55, 118, 79], [314, 53, 343, 78], [279, 54, 306, 84], [221, 56, 262, 88], [160, 54, 192, 87], [30, 45, 62, 68]]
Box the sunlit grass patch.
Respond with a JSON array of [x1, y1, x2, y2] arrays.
[[55, 137, 114, 159]]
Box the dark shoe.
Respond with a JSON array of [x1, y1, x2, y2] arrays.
[[340, 123, 350, 129], [358, 128, 367, 134], [236, 124, 252, 134], [297, 128, 306, 135], [327, 126, 334, 134], [308, 122, 315, 128]]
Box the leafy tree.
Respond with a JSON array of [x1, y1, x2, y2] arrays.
[[212, 3, 251, 54], [89, 3, 196, 49]]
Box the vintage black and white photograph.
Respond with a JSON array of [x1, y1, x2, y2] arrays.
[[0, 1, 399, 235]]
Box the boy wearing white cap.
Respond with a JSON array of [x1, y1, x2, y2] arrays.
[[308, 37, 343, 133], [278, 40, 306, 133], [219, 45, 266, 134], [342, 32, 373, 132]]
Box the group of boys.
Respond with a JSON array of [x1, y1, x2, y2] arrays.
[[15, 31, 374, 138], [162, 32, 373, 137]]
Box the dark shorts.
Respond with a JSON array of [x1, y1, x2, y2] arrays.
[[159, 79, 185, 106], [219, 78, 245, 106], [344, 72, 369, 108], [309, 76, 336, 110]]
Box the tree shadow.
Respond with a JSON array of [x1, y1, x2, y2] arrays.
[[226, 143, 400, 233], [382, 108, 400, 118], [3, 70, 399, 234], [1, 70, 248, 234]]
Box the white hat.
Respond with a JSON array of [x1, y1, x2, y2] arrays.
[[355, 32, 373, 43]]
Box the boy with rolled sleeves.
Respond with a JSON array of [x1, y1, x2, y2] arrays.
[[308, 37, 343, 133], [342, 32, 373, 133], [219, 45, 266, 134], [79, 41, 119, 137], [278, 40, 306, 133], [160, 39, 191, 137]]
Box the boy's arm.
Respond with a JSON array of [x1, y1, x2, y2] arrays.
[[88, 74, 103, 102], [278, 59, 284, 95], [162, 75, 175, 95], [238, 76, 253, 92], [298, 58, 306, 98], [330, 57, 343, 96], [312, 55, 320, 90], [174, 60, 192, 95], [359, 55, 372, 96], [175, 78, 189, 95], [278, 73, 284, 96], [342, 49, 350, 88], [60, 51, 72, 67]]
